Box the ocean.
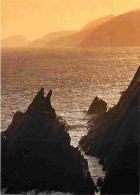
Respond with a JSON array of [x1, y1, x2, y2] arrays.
[[1, 46, 139, 193]]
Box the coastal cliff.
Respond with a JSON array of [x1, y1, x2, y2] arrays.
[[1, 88, 95, 194], [80, 67, 140, 194]]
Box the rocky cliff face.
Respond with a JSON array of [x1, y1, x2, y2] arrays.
[[1, 88, 95, 194], [79, 67, 140, 194]]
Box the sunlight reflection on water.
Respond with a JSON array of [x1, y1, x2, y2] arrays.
[[1, 47, 139, 194]]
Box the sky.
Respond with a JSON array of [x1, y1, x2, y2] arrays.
[[1, 0, 140, 40]]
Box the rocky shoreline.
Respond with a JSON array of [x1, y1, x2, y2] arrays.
[[79, 67, 140, 194], [1, 67, 139, 194], [1, 88, 95, 194]]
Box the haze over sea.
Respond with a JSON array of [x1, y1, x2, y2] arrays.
[[1, 47, 139, 190]]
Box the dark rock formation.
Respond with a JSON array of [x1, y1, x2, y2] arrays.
[[79, 67, 140, 194], [87, 96, 107, 115], [1, 88, 95, 194]]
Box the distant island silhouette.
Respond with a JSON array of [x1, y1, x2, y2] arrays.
[[1, 35, 30, 48]]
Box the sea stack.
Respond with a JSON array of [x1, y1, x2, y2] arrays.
[[87, 96, 107, 115], [79, 67, 140, 194], [1, 88, 95, 194]]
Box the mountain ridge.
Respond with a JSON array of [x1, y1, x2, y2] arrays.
[[1, 35, 30, 47], [79, 9, 140, 47], [29, 31, 76, 47], [45, 14, 116, 47]]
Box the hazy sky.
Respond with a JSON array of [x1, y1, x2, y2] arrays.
[[2, 0, 140, 40]]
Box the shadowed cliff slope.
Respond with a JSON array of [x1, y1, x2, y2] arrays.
[[80, 66, 140, 194]]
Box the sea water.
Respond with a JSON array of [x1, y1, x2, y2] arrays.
[[1, 47, 139, 193]]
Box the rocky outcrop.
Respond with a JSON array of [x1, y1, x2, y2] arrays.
[[1, 88, 95, 194], [87, 96, 107, 115], [79, 67, 140, 194], [101, 132, 139, 194]]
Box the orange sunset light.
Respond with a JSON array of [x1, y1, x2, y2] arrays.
[[1, 0, 140, 40]]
